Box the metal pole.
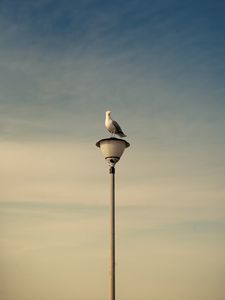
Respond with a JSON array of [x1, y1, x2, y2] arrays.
[[109, 166, 115, 300]]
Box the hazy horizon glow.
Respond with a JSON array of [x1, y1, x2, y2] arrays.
[[1, 1, 225, 299]]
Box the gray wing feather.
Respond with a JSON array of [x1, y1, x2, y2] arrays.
[[112, 120, 126, 137], [112, 120, 123, 133]]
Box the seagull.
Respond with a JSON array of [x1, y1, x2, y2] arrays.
[[105, 110, 127, 138]]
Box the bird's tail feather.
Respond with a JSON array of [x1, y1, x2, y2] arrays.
[[118, 132, 127, 138]]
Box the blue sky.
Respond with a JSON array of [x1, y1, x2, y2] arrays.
[[1, 1, 225, 299], [1, 0, 225, 141]]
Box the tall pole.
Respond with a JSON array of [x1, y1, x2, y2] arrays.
[[96, 137, 130, 300], [109, 165, 115, 300]]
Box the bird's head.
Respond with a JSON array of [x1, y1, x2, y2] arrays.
[[105, 110, 111, 117]]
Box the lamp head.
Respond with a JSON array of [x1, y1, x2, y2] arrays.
[[96, 137, 130, 167]]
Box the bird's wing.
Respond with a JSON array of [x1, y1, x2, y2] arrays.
[[112, 120, 123, 133]]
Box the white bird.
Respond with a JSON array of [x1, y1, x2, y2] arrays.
[[105, 111, 127, 138]]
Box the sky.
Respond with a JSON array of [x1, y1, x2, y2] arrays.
[[0, 0, 225, 299]]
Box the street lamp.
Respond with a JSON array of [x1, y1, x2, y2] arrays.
[[96, 137, 130, 300]]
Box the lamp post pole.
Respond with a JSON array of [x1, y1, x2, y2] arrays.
[[109, 165, 116, 300], [96, 137, 130, 300]]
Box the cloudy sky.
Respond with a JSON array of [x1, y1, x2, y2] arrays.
[[1, 0, 225, 299]]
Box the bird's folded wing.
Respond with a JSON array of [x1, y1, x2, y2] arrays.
[[112, 120, 123, 132]]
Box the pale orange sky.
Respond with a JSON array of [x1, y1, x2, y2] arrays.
[[1, 139, 225, 299]]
